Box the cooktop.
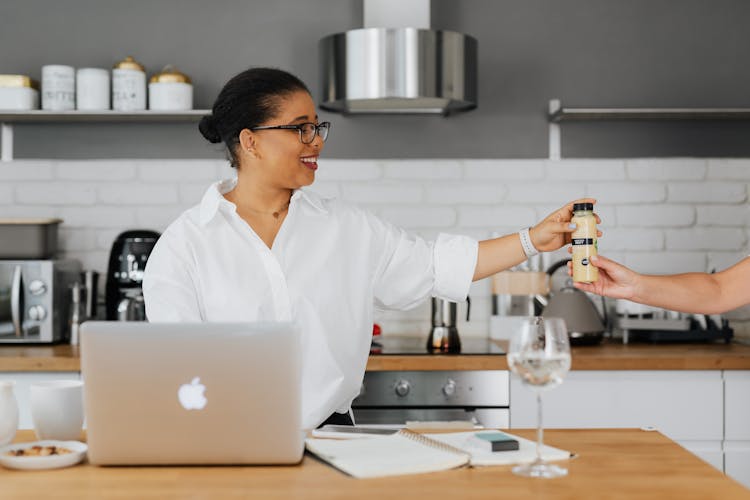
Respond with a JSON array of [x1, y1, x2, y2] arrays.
[[370, 336, 505, 355]]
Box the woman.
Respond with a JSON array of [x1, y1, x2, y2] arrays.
[[143, 67, 599, 429], [572, 255, 750, 314]]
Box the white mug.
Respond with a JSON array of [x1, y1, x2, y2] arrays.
[[29, 380, 84, 441], [0, 381, 19, 446]]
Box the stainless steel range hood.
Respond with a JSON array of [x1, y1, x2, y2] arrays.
[[318, 1, 477, 115]]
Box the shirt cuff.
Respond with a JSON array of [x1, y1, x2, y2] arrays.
[[433, 233, 478, 301]]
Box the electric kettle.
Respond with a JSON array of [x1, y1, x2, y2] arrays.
[[539, 259, 606, 345]]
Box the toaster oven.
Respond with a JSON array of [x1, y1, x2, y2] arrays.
[[0, 260, 82, 343]]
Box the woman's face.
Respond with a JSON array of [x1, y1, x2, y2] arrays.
[[249, 90, 324, 190]]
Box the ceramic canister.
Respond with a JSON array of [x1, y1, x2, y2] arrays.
[[41, 64, 75, 111], [0, 381, 19, 446], [76, 68, 110, 110], [112, 56, 146, 111], [148, 65, 193, 111], [0, 75, 39, 110]]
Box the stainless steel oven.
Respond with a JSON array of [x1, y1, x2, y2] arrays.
[[353, 337, 509, 428], [352, 370, 510, 427], [0, 259, 81, 343]]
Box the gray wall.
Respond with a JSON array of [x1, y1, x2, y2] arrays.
[[2, 0, 750, 159]]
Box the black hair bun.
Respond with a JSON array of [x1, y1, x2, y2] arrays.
[[198, 115, 222, 143]]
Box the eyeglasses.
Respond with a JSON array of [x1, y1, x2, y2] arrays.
[[250, 121, 331, 144]]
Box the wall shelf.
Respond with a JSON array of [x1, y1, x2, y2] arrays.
[[0, 110, 210, 123], [0, 110, 211, 161], [546, 99, 750, 159]]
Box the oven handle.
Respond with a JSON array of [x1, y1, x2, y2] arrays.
[[10, 265, 24, 337]]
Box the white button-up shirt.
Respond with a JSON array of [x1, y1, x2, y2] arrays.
[[143, 179, 478, 429]]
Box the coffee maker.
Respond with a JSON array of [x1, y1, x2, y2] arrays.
[[427, 297, 470, 353], [105, 230, 160, 321]]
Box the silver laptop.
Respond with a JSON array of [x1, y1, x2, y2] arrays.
[[80, 321, 303, 465]]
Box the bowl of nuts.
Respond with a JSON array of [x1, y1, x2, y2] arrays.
[[0, 440, 87, 470]]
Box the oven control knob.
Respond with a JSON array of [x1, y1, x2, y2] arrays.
[[28, 280, 47, 296], [28, 305, 47, 321], [394, 380, 411, 397], [442, 379, 457, 397]]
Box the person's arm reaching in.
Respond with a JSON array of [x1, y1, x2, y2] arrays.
[[572, 254, 750, 315]]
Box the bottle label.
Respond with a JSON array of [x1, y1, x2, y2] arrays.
[[572, 238, 595, 245], [571, 213, 599, 283]]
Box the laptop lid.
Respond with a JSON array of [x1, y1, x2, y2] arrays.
[[80, 321, 303, 465]]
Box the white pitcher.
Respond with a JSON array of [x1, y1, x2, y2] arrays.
[[0, 381, 19, 446]]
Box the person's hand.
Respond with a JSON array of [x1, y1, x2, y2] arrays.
[[529, 198, 601, 252], [568, 255, 638, 299]]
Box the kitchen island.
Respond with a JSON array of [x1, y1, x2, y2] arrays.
[[2, 339, 750, 487], [2, 429, 748, 499]]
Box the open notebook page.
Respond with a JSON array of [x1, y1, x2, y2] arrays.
[[305, 430, 470, 479]]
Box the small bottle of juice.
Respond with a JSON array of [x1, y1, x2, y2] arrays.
[[571, 203, 598, 283]]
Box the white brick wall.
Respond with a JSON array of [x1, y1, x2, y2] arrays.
[[627, 159, 707, 180], [3, 157, 750, 337], [668, 182, 747, 203], [617, 205, 695, 227]]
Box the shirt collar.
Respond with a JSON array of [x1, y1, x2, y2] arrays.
[[199, 178, 237, 226], [199, 179, 328, 226], [292, 187, 329, 215]]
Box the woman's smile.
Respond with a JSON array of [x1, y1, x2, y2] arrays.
[[300, 155, 318, 171]]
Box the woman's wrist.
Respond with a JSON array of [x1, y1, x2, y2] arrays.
[[519, 227, 539, 258]]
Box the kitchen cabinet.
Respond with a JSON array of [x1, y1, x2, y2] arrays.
[[509, 369, 750, 488], [0, 372, 80, 429], [724, 371, 750, 488], [0, 110, 209, 161]]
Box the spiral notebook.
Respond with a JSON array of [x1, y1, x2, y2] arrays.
[[305, 430, 571, 479]]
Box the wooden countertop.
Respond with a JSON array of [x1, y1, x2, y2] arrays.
[[2, 429, 748, 499], [0, 345, 80, 371], [366, 339, 750, 371], [1, 340, 750, 372]]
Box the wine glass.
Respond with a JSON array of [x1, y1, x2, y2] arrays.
[[507, 316, 571, 478]]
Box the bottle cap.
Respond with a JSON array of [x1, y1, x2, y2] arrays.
[[573, 202, 594, 211]]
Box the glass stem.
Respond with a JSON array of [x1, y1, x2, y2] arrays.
[[536, 392, 543, 462]]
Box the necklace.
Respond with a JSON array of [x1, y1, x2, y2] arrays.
[[243, 200, 290, 219]]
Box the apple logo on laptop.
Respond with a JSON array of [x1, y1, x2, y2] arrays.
[[178, 377, 207, 410]]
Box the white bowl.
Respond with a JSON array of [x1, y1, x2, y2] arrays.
[[0, 440, 87, 470]]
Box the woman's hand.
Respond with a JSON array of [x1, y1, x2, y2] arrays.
[[569, 255, 639, 300], [529, 198, 601, 252]]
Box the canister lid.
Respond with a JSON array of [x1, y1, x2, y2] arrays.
[[572, 202, 594, 212], [113, 56, 145, 72], [0, 74, 39, 90], [149, 65, 191, 84]]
